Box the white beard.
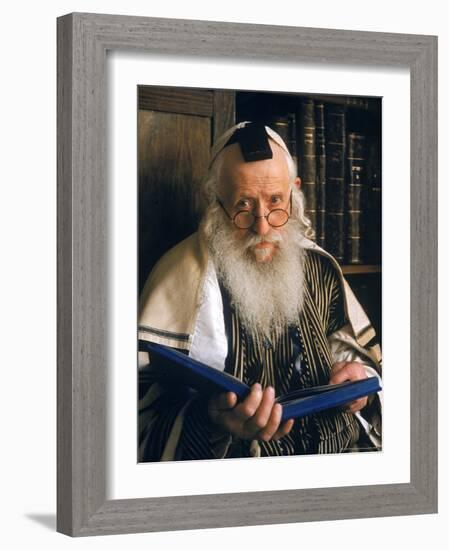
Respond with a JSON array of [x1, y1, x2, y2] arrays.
[[204, 208, 306, 340]]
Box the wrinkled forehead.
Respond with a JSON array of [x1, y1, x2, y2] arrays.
[[217, 140, 291, 196]]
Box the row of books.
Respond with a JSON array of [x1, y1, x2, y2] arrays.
[[267, 101, 382, 265]]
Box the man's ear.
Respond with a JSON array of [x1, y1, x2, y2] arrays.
[[294, 176, 301, 189]]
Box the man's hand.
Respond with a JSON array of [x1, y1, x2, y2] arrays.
[[329, 361, 368, 413], [207, 383, 294, 442]]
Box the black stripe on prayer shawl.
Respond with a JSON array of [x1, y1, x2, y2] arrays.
[[139, 325, 191, 342]]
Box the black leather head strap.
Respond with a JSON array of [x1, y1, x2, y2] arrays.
[[224, 122, 273, 162]]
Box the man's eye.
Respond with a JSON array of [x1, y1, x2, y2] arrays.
[[271, 196, 282, 205], [237, 199, 251, 209]]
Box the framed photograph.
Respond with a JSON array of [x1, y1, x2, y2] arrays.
[[57, 13, 437, 536], [136, 85, 383, 464]]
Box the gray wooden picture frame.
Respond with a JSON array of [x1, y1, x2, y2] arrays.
[[57, 12, 438, 537]]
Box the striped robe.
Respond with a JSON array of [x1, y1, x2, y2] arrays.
[[139, 247, 381, 461]]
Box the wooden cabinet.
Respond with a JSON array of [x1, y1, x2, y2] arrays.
[[138, 86, 234, 289]]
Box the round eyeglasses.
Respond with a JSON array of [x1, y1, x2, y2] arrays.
[[217, 191, 292, 229]]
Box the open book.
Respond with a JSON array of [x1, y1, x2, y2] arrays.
[[139, 340, 382, 422]]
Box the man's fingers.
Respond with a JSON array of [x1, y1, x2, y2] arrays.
[[233, 383, 263, 421], [330, 362, 366, 385], [221, 392, 238, 410], [330, 362, 348, 377], [344, 397, 368, 414], [272, 418, 295, 441], [329, 362, 351, 385], [243, 386, 275, 432], [256, 402, 283, 441], [208, 385, 297, 441], [209, 391, 237, 412]]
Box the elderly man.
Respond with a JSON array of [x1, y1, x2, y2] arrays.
[[138, 122, 382, 461]]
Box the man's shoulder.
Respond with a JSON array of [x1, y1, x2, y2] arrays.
[[139, 231, 208, 308], [151, 232, 205, 274], [138, 231, 210, 341], [302, 240, 342, 279]]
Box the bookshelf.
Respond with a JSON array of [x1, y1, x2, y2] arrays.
[[341, 265, 381, 275], [235, 90, 382, 342], [235, 90, 382, 265]]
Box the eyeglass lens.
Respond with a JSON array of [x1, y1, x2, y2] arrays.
[[234, 209, 289, 229]]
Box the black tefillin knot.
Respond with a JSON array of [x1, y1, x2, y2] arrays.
[[225, 122, 273, 162]]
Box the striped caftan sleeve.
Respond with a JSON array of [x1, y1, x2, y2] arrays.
[[325, 267, 382, 445], [138, 352, 232, 462]]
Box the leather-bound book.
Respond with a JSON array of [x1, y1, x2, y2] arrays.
[[315, 102, 326, 249], [287, 112, 298, 174], [346, 132, 366, 264], [365, 137, 382, 264], [268, 114, 298, 172], [324, 104, 346, 263], [297, 99, 317, 236]]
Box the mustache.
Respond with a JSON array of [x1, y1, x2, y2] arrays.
[[243, 231, 283, 249]]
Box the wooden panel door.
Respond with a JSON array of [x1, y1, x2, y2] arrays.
[[138, 86, 235, 290]]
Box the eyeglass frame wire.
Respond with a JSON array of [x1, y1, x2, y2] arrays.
[[216, 190, 292, 229]]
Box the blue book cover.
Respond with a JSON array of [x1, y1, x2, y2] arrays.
[[139, 340, 381, 422]]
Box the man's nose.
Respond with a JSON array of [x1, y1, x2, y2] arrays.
[[252, 213, 270, 236]]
